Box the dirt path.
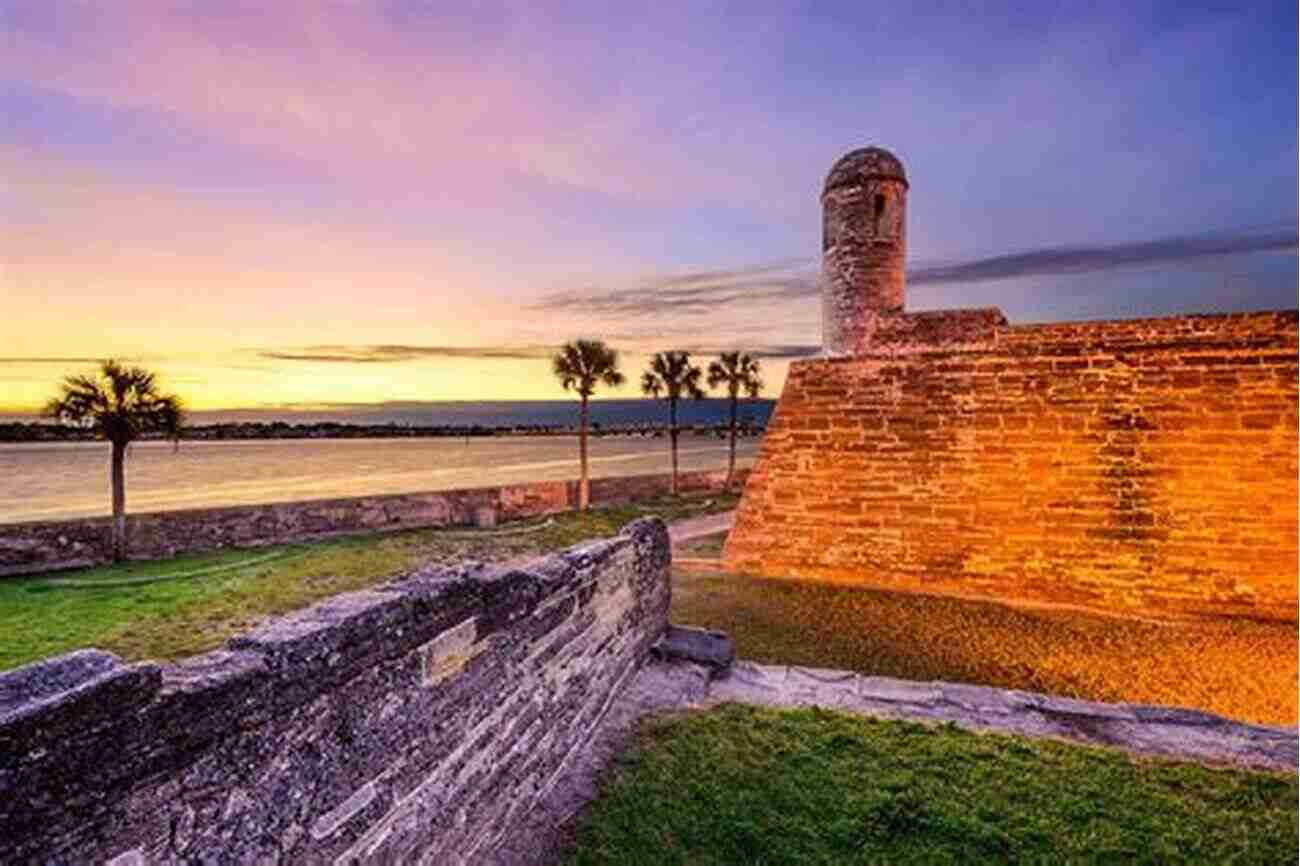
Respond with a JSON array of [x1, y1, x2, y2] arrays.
[[667, 510, 734, 544]]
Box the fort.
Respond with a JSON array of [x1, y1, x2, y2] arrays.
[[5, 514, 1291, 863], [725, 147, 1299, 621], [1, 148, 1296, 863]]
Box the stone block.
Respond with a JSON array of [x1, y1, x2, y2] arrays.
[[0, 650, 161, 758], [474, 505, 498, 528], [420, 618, 481, 687], [651, 625, 735, 673]]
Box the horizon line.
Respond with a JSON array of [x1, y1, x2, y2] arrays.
[[0, 395, 782, 417]]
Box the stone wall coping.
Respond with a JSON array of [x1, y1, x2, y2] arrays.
[[790, 307, 1299, 369], [0, 650, 163, 756], [0, 648, 119, 714], [707, 661, 1298, 772], [996, 308, 1299, 333], [901, 307, 1008, 322]]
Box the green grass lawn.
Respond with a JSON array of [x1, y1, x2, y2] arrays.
[[671, 561, 1298, 727], [0, 493, 736, 671], [564, 703, 1299, 866]]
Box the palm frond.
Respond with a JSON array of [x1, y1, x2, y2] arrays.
[[552, 339, 623, 398], [643, 350, 705, 401], [705, 351, 762, 398], [43, 360, 185, 443]]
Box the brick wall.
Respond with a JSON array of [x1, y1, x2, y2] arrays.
[[0, 518, 671, 863], [0, 467, 748, 577], [725, 311, 1298, 621]]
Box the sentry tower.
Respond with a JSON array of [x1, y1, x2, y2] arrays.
[[821, 146, 908, 356]]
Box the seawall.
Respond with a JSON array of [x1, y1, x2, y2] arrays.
[[725, 310, 1298, 621], [0, 517, 671, 863], [0, 467, 748, 577]]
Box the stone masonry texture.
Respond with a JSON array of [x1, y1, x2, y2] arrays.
[[821, 146, 909, 356], [0, 517, 672, 864], [725, 311, 1299, 621], [0, 468, 746, 578]]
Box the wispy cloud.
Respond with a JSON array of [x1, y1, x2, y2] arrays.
[[255, 340, 817, 366], [672, 343, 820, 360], [533, 225, 1298, 317], [538, 260, 817, 316], [910, 225, 1297, 287], [257, 344, 558, 364], [0, 357, 110, 364]]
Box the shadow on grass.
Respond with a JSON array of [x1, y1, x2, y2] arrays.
[[671, 565, 1298, 727], [0, 493, 737, 671]]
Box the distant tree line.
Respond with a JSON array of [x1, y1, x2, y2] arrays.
[[0, 417, 766, 444]]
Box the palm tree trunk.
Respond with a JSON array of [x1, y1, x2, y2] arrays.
[[669, 397, 679, 497], [110, 439, 127, 562], [579, 395, 590, 511], [726, 393, 738, 492]]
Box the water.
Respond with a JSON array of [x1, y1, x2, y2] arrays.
[[0, 434, 761, 523], [1, 398, 776, 428]]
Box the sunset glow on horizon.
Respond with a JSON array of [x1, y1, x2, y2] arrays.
[[3, 2, 1296, 413]]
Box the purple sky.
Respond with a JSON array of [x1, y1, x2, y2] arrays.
[[2, 1, 1296, 409]]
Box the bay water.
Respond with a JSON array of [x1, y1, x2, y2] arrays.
[[0, 434, 760, 523]]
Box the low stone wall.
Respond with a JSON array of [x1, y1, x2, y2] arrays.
[[0, 518, 672, 863], [0, 467, 747, 577]]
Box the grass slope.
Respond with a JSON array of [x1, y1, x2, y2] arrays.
[[565, 704, 1299, 866], [671, 566, 1298, 726], [0, 494, 735, 671]]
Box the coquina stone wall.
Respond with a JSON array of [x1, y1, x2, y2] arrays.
[[725, 311, 1299, 621], [0, 468, 746, 578], [0, 517, 671, 864]]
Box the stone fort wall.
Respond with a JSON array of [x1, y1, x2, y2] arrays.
[[0, 518, 671, 863], [725, 310, 1298, 621], [0, 467, 747, 577]]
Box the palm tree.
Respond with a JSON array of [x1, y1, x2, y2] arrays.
[[44, 360, 184, 561], [641, 351, 705, 497], [707, 352, 763, 492], [552, 340, 625, 511]]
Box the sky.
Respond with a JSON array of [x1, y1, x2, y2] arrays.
[[2, 1, 1296, 413]]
